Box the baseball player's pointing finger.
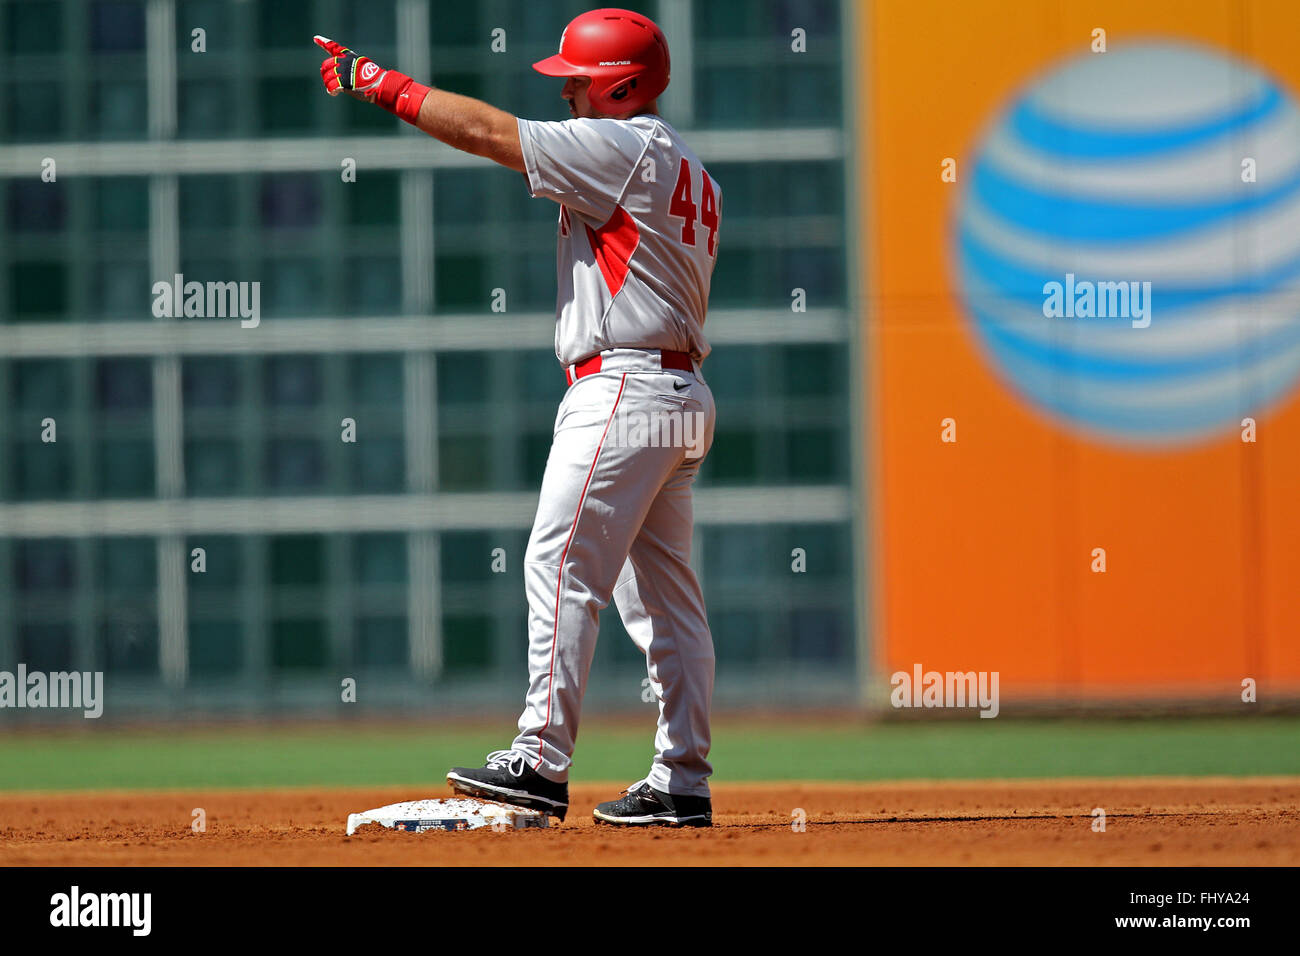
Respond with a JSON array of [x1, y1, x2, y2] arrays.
[[313, 35, 347, 56]]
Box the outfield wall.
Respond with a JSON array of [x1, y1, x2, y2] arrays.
[[860, 0, 1300, 701]]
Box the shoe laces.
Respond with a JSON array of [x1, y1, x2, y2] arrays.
[[484, 750, 527, 775], [623, 779, 657, 802]]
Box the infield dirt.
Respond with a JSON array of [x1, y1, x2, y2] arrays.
[[2, 778, 1296, 866]]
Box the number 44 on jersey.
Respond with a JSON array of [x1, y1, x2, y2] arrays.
[[669, 158, 720, 257]]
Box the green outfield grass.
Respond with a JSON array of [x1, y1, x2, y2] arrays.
[[0, 716, 1297, 791]]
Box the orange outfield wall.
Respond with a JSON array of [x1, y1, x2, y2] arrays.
[[858, 0, 1300, 699]]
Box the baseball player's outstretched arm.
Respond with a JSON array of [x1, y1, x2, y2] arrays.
[[408, 88, 524, 172], [314, 36, 524, 173]]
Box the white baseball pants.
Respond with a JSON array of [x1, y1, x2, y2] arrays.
[[511, 351, 717, 797]]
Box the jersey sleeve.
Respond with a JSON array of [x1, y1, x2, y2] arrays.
[[516, 117, 650, 222]]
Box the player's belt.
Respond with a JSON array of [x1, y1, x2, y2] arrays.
[[564, 348, 694, 385]]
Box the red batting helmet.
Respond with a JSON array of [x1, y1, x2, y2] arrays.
[[532, 8, 670, 116]]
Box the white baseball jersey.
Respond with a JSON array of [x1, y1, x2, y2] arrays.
[[516, 114, 720, 365]]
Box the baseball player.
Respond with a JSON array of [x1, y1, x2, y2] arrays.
[[315, 7, 720, 827]]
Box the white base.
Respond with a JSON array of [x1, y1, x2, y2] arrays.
[[346, 797, 549, 836]]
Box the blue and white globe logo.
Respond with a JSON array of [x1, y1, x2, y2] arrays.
[[956, 42, 1300, 445]]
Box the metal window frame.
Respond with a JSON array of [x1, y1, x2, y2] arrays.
[[0, 0, 858, 694]]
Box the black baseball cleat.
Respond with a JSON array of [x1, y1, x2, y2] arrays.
[[446, 750, 568, 821], [593, 781, 712, 827]]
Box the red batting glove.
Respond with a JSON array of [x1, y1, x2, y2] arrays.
[[313, 35, 431, 125]]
